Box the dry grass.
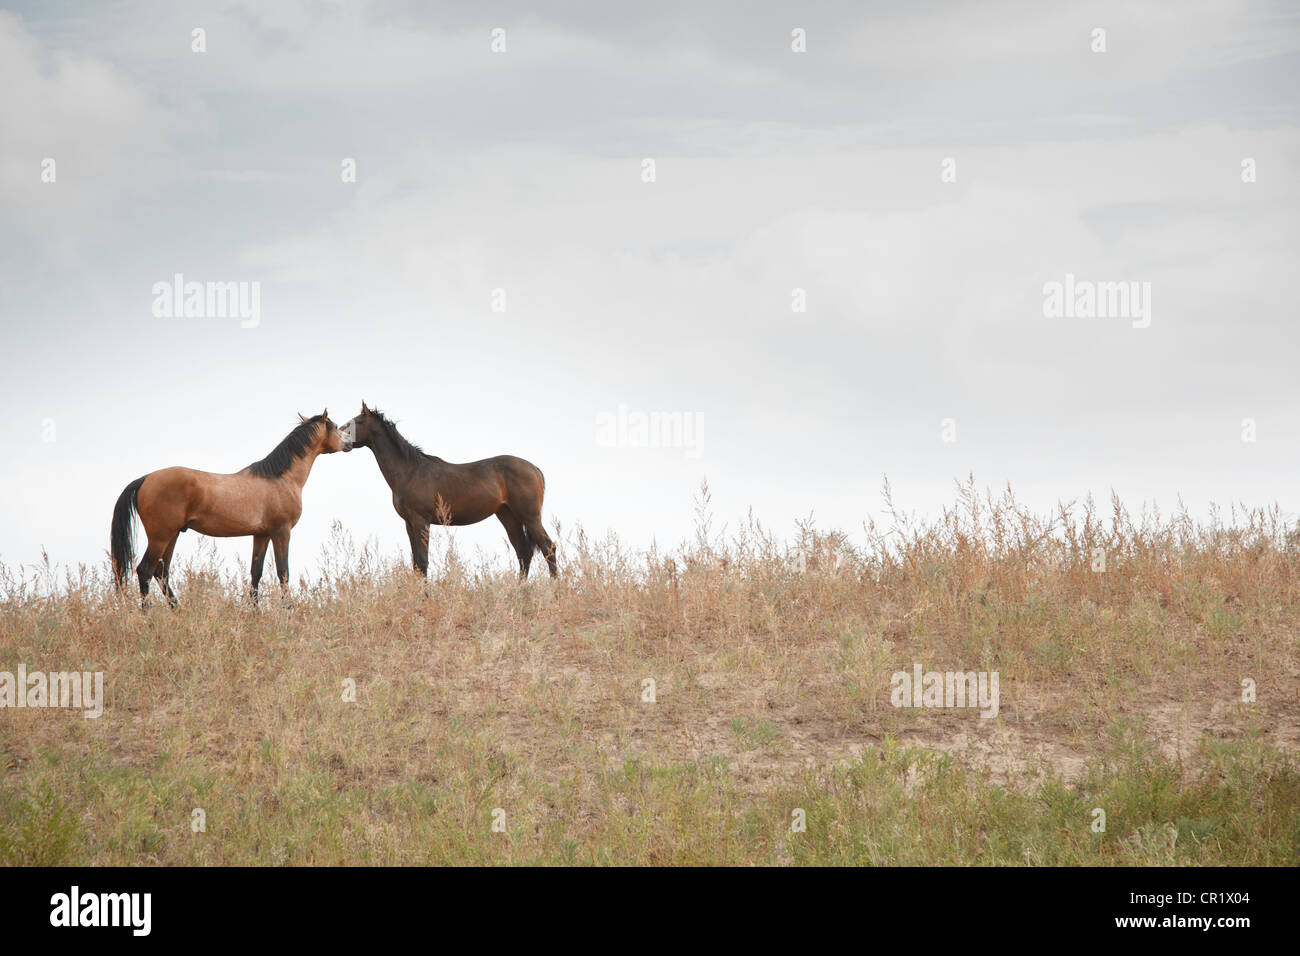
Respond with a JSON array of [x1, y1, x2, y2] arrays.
[[2, 479, 1298, 865]]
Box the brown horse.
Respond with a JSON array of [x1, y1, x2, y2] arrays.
[[110, 411, 347, 603], [338, 403, 558, 578]]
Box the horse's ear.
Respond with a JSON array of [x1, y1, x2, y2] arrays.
[[361, 401, 369, 413], [322, 408, 329, 419], [298, 412, 308, 422]]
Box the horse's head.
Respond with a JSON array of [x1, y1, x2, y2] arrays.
[[338, 402, 380, 452], [301, 409, 346, 454]]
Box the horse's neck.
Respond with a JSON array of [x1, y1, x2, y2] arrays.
[[369, 428, 418, 487], [280, 445, 322, 490]]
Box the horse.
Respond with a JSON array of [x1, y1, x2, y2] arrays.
[[337, 403, 558, 579], [110, 411, 347, 604]]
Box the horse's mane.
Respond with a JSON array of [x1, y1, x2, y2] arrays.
[[367, 408, 438, 467], [247, 415, 326, 478]]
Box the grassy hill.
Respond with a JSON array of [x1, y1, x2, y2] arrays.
[[2, 482, 1297, 865]]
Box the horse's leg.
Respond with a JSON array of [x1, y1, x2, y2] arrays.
[[523, 517, 558, 578], [135, 536, 167, 606], [495, 506, 533, 578], [271, 530, 291, 589], [405, 518, 430, 577], [249, 534, 270, 603], [153, 532, 180, 607]]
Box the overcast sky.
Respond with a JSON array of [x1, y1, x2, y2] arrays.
[[2, 0, 1298, 584]]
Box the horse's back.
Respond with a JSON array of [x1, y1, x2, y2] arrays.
[[487, 454, 543, 479], [139, 466, 206, 499], [433, 454, 541, 482]]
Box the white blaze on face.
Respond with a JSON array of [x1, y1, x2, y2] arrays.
[[339, 418, 356, 451]]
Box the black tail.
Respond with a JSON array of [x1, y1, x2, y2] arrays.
[[111, 476, 147, 588]]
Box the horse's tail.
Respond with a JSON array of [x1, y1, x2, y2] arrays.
[[111, 475, 147, 587]]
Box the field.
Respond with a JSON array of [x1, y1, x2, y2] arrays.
[[2, 481, 1298, 865]]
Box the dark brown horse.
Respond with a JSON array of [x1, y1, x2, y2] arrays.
[[110, 411, 347, 603], [338, 403, 558, 578]]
